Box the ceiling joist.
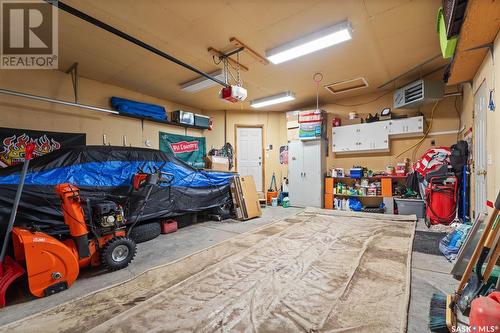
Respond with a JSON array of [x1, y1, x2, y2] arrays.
[[207, 47, 249, 72], [229, 37, 269, 65]]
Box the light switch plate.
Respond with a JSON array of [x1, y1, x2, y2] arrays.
[[487, 154, 493, 165]]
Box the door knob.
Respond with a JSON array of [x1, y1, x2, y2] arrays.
[[477, 170, 487, 176]]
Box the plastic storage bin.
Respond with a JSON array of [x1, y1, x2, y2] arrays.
[[395, 198, 425, 218], [349, 168, 364, 179]]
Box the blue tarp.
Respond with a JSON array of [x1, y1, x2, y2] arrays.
[[111, 97, 167, 121], [0, 146, 233, 233]]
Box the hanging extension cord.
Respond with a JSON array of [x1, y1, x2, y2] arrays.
[[395, 100, 440, 159]]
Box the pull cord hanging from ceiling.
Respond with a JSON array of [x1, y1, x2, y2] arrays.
[[313, 72, 323, 111]]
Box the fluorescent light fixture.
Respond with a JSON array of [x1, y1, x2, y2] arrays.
[[250, 91, 295, 108], [266, 21, 352, 64], [180, 70, 224, 93]]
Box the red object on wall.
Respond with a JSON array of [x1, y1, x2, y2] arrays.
[[332, 118, 341, 127], [161, 220, 178, 234], [469, 292, 500, 331]]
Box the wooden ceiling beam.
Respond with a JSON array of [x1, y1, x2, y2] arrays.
[[230, 37, 269, 65], [207, 47, 249, 72]]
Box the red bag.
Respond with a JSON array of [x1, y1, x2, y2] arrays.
[[425, 176, 458, 225]]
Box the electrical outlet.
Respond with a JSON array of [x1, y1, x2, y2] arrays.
[[431, 140, 436, 146], [487, 154, 493, 165]]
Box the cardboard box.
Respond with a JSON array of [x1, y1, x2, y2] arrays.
[[205, 156, 229, 171], [287, 128, 299, 141], [287, 120, 299, 129], [286, 111, 299, 122], [229, 175, 262, 220]]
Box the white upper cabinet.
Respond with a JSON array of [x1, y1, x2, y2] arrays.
[[387, 116, 425, 137], [332, 122, 389, 153], [332, 116, 425, 154]]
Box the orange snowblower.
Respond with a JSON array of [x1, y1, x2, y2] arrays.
[[9, 183, 136, 298], [0, 159, 172, 307], [0, 168, 134, 304]]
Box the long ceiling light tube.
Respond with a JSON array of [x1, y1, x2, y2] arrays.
[[180, 70, 225, 93], [266, 21, 352, 64], [47, 1, 229, 88], [250, 91, 295, 108]]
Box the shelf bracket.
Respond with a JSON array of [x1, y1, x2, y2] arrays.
[[66, 62, 79, 103]]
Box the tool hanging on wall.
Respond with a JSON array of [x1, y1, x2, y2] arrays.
[[266, 173, 278, 205]]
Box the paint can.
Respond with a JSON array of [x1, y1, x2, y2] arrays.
[[271, 197, 278, 207]]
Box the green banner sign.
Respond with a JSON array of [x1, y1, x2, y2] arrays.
[[159, 132, 206, 168]]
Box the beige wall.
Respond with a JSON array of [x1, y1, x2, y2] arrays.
[[460, 32, 500, 215], [319, 89, 461, 172], [203, 109, 288, 193], [0, 69, 289, 193], [0, 69, 204, 149]]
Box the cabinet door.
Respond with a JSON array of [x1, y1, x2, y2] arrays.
[[387, 119, 405, 135], [332, 125, 359, 152], [388, 116, 424, 137], [405, 116, 424, 134], [302, 141, 322, 207], [357, 122, 389, 151], [288, 141, 305, 206]]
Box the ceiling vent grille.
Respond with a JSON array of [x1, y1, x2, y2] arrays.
[[324, 77, 368, 94]]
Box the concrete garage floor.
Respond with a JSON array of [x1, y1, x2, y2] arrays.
[[1, 207, 459, 332], [408, 221, 459, 333], [0, 206, 303, 325]]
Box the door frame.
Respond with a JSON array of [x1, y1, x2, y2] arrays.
[[234, 124, 266, 193]]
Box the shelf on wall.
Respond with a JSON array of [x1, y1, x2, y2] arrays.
[[447, 0, 500, 85], [333, 193, 384, 198], [327, 175, 407, 180], [114, 113, 208, 130]]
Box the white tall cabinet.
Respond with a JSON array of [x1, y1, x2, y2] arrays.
[[288, 140, 326, 207]]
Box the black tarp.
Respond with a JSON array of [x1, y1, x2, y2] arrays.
[[0, 146, 233, 236], [0, 127, 86, 168]]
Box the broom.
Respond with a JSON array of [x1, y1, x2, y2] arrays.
[[429, 190, 500, 332]]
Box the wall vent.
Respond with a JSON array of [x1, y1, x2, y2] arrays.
[[324, 77, 368, 94]]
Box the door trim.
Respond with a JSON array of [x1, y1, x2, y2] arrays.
[[234, 124, 265, 193], [473, 80, 488, 216]]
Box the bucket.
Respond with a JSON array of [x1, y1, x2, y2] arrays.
[[266, 191, 278, 205]]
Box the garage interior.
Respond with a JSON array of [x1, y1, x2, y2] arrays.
[[0, 0, 499, 332]]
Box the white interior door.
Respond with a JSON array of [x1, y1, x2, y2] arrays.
[[474, 81, 488, 215], [237, 127, 263, 192]]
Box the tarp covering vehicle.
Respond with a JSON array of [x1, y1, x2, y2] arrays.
[[0, 146, 233, 236]]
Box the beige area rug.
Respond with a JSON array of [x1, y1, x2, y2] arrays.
[[1, 211, 415, 333]]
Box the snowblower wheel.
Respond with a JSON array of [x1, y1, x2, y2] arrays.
[[101, 237, 137, 271], [128, 222, 161, 243]]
